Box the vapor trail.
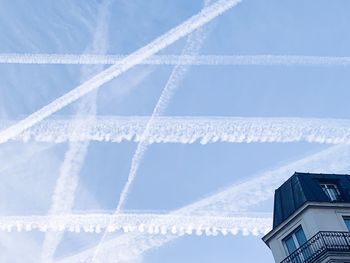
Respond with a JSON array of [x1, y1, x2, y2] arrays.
[[90, 0, 221, 261], [0, 0, 241, 144], [0, 213, 272, 236], [55, 145, 350, 263], [2, 54, 350, 66], [181, 145, 350, 215], [41, 1, 111, 262], [3, 116, 350, 145], [116, 0, 214, 215]]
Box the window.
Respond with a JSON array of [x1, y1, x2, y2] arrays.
[[344, 217, 350, 231], [320, 183, 341, 201], [283, 226, 307, 255]]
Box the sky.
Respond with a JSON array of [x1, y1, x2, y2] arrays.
[[1, 0, 350, 262]]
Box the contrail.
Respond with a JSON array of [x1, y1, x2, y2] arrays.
[[54, 145, 350, 263], [0, 212, 272, 236], [41, 1, 111, 262], [90, 0, 219, 261], [0, 0, 241, 144], [2, 54, 350, 66], [116, 0, 214, 215], [181, 145, 350, 216], [3, 116, 350, 145]]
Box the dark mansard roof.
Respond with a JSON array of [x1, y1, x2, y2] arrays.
[[273, 172, 350, 228]]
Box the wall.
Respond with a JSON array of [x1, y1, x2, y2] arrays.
[[267, 204, 350, 263]]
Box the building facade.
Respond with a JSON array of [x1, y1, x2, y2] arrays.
[[262, 172, 350, 263]]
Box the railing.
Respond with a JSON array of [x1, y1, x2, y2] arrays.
[[281, 231, 350, 263]]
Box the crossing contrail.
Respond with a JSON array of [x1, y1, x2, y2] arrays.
[[0, 212, 272, 236], [116, 0, 214, 215], [0, 0, 241, 144], [2, 54, 350, 66], [3, 116, 350, 145], [90, 0, 218, 262], [54, 145, 350, 263], [182, 145, 350, 216], [40, 1, 111, 262]]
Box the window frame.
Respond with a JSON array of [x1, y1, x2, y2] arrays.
[[319, 182, 341, 201], [282, 225, 307, 255]]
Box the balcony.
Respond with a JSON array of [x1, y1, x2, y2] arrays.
[[281, 231, 350, 263]]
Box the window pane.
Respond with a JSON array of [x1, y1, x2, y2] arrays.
[[295, 228, 307, 246], [344, 218, 350, 231], [320, 183, 340, 201], [328, 190, 337, 201], [285, 236, 297, 254], [327, 185, 339, 201], [321, 184, 330, 199]]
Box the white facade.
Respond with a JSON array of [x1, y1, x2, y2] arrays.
[[263, 203, 350, 263]]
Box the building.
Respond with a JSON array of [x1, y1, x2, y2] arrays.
[[262, 172, 350, 263]]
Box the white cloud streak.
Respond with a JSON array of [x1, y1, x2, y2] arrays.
[[2, 54, 350, 66], [41, 1, 111, 262], [0, 0, 241, 144], [116, 0, 214, 215], [0, 213, 272, 236], [54, 145, 350, 263], [91, 0, 218, 261], [0, 142, 61, 262], [181, 145, 350, 215], [3, 116, 350, 145]]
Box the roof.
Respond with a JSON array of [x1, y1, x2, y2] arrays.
[[273, 172, 350, 228]]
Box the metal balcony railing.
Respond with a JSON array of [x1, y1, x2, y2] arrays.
[[281, 231, 350, 263]]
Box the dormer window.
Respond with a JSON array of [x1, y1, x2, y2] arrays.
[[320, 183, 341, 201]]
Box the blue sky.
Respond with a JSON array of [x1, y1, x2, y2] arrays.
[[0, 0, 350, 262]]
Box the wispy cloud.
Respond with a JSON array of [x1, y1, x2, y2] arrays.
[[0, 142, 59, 262], [3, 116, 350, 145], [182, 145, 350, 215], [40, 1, 111, 261], [0, 0, 241, 144], [0, 212, 272, 236], [55, 145, 350, 263], [2, 54, 350, 66], [115, 0, 214, 214], [86, 1, 242, 261]]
